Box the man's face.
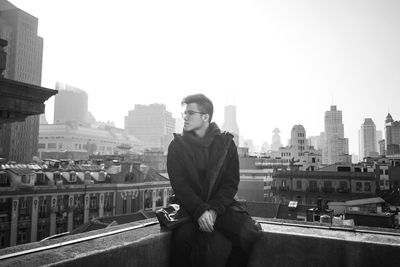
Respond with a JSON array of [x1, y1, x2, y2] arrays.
[[182, 103, 207, 132]]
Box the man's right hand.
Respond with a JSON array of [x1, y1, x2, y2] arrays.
[[197, 210, 215, 232]]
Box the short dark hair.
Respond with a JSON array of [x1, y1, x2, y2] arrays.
[[182, 93, 214, 122]]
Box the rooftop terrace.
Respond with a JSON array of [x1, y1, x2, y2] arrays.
[[1, 218, 399, 267]]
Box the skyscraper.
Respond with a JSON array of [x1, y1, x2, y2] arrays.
[[322, 105, 349, 165], [359, 118, 377, 160], [0, 1, 43, 162], [384, 113, 400, 155], [221, 105, 239, 145], [271, 128, 283, 151], [125, 104, 175, 152], [290, 125, 306, 158], [53, 82, 89, 125]]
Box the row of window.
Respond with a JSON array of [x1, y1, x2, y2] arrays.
[[280, 180, 372, 192]]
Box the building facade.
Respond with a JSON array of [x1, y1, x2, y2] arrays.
[[271, 128, 283, 151], [0, 1, 43, 162], [359, 118, 378, 160], [0, 161, 171, 248], [272, 167, 377, 206], [322, 106, 349, 165], [53, 82, 90, 126], [385, 113, 400, 156], [125, 104, 175, 152], [38, 123, 143, 159]]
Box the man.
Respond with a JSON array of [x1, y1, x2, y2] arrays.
[[167, 94, 261, 267]]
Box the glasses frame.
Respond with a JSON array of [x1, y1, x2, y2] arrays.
[[181, 110, 205, 118]]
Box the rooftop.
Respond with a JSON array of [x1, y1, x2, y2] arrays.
[[1, 218, 399, 267]]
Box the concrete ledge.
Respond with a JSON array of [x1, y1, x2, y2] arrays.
[[0, 219, 171, 267], [248, 219, 400, 267], [1, 218, 400, 267]]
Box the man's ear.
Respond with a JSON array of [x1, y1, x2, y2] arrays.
[[202, 114, 210, 122]]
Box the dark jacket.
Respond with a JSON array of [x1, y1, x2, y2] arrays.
[[167, 124, 239, 220]]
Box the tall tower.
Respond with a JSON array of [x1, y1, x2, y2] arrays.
[[125, 104, 175, 152], [359, 118, 377, 159], [271, 128, 283, 151], [322, 105, 349, 165], [53, 82, 89, 125], [290, 125, 306, 158], [0, 1, 44, 162], [221, 105, 239, 145], [385, 113, 400, 155]]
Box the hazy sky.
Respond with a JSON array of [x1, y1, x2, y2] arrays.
[[11, 0, 400, 155]]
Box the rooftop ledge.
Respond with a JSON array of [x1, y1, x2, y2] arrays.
[[1, 218, 400, 267]]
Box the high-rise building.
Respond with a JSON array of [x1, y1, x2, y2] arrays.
[[307, 135, 322, 151], [384, 113, 400, 155], [53, 82, 90, 125], [290, 125, 306, 158], [322, 105, 349, 165], [221, 105, 239, 145], [271, 128, 283, 151], [0, 1, 43, 162], [359, 118, 377, 160], [125, 104, 175, 152]]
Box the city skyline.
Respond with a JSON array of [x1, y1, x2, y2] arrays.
[[10, 0, 400, 155]]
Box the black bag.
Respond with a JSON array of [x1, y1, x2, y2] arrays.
[[155, 204, 191, 229]]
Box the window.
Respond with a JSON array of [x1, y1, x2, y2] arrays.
[[70, 172, 76, 182], [0, 173, 8, 186], [385, 169, 389, 175], [0, 231, 8, 248], [17, 229, 28, 244], [122, 199, 127, 214], [356, 182, 362, 192], [339, 181, 347, 189], [379, 169, 384, 175], [296, 180, 302, 190], [89, 195, 99, 210], [364, 182, 371, 192], [39, 197, 49, 218], [324, 181, 332, 188], [312, 157, 315, 163], [36, 173, 46, 185], [48, 143, 57, 149], [38, 143, 46, 149]]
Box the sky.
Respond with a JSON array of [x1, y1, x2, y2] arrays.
[[10, 0, 400, 155]]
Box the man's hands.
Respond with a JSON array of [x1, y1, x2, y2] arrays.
[[198, 210, 217, 232]]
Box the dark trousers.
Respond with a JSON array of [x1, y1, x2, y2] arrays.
[[170, 208, 261, 267]]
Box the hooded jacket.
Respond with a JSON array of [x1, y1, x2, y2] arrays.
[[167, 122, 239, 220]]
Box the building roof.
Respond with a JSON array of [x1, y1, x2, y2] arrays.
[[345, 197, 385, 206]]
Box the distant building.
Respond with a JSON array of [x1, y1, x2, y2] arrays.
[[38, 123, 143, 159], [359, 118, 377, 160], [384, 113, 400, 156], [221, 105, 239, 145], [307, 135, 322, 151], [322, 106, 350, 165], [53, 82, 90, 126], [376, 130, 383, 151], [277, 125, 322, 170], [125, 104, 175, 152], [272, 165, 376, 206], [243, 139, 255, 154], [0, 161, 171, 248], [271, 128, 283, 151], [0, 1, 43, 162]]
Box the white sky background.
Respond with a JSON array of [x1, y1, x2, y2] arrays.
[[11, 0, 400, 155]]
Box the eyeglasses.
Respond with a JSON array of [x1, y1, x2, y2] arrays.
[[181, 110, 204, 118]]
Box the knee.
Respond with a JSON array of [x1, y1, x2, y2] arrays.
[[172, 222, 197, 248]]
